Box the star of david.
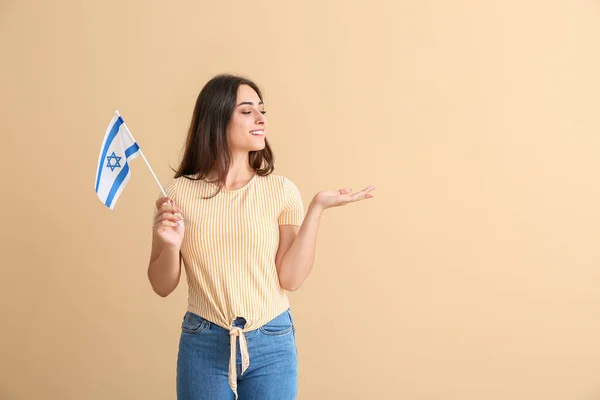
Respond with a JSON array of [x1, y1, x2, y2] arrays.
[[106, 151, 122, 172]]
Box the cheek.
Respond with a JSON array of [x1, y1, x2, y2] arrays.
[[230, 116, 248, 133], [227, 121, 249, 144]]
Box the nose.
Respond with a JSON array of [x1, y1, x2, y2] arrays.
[[256, 111, 266, 125]]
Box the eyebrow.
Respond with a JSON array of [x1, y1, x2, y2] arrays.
[[236, 101, 264, 107]]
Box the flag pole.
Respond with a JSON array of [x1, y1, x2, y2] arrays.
[[115, 110, 167, 198]]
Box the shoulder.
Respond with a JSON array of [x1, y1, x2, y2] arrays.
[[164, 175, 204, 199], [256, 174, 300, 193], [164, 175, 186, 192], [163, 177, 180, 197]]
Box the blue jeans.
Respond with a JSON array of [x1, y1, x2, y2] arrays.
[[176, 309, 298, 400]]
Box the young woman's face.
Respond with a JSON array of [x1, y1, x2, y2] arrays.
[[227, 84, 267, 153]]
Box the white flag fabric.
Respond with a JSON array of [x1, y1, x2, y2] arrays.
[[95, 114, 140, 209]]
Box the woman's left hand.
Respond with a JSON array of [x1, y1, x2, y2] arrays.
[[311, 185, 376, 211]]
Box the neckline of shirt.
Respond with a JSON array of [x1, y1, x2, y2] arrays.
[[204, 172, 258, 193]]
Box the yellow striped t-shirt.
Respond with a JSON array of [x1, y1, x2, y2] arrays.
[[164, 172, 304, 396]]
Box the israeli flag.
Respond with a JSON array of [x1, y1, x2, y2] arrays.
[[95, 114, 140, 209]]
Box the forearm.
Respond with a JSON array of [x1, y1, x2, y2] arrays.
[[278, 201, 324, 291], [147, 241, 181, 297]]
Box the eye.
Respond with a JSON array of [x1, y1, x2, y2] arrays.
[[241, 110, 267, 115]]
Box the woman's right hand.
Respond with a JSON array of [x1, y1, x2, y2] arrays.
[[153, 196, 184, 248]]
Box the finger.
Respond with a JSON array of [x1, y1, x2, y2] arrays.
[[154, 212, 183, 224], [154, 212, 181, 226], [154, 211, 183, 224], [338, 194, 354, 204], [345, 196, 371, 204], [155, 196, 171, 208], [352, 186, 376, 198], [155, 197, 182, 212], [358, 185, 376, 194], [344, 188, 375, 203], [156, 220, 181, 228], [356, 193, 375, 201], [162, 203, 183, 213], [161, 206, 184, 217], [157, 202, 182, 215]]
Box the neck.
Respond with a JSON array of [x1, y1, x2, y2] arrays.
[[228, 152, 254, 179], [207, 151, 255, 189]]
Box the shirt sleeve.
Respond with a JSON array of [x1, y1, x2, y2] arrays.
[[278, 177, 304, 226]]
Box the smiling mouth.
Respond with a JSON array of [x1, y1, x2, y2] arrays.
[[250, 130, 264, 136]]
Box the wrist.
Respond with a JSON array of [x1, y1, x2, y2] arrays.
[[308, 198, 325, 214], [161, 241, 182, 253]]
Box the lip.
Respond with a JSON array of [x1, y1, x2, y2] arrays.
[[249, 129, 265, 136]]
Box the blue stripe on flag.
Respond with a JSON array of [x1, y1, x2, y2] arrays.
[[95, 116, 124, 192], [125, 143, 140, 158], [105, 162, 130, 209]]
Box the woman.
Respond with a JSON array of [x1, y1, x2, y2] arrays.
[[147, 74, 375, 400]]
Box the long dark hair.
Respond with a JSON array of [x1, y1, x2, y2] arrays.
[[173, 74, 275, 197]]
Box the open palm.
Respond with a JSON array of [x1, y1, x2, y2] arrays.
[[312, 186, 375, 210]]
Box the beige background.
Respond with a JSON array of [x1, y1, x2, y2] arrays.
[[2, 1, 600, 399]]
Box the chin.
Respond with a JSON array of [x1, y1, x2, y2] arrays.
[[248, 143, 266, 152]]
